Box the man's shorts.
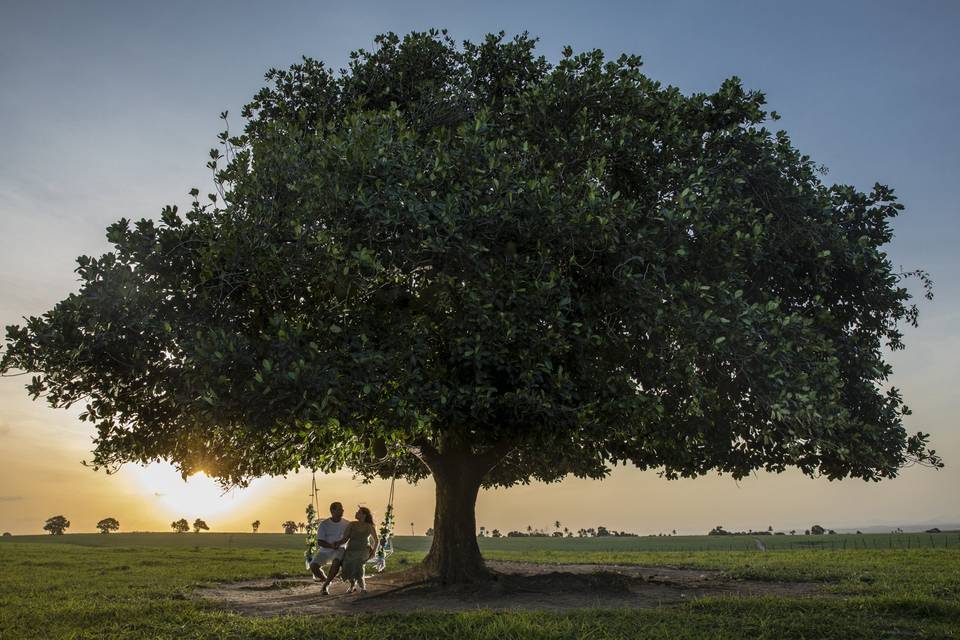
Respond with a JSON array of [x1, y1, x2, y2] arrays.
[[310, 546, 345, 566]]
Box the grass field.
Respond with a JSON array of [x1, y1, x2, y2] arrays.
[[7, 530, 958, 552], [1, 534, 958, 639]]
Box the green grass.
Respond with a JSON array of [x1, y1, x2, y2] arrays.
[[8, 530, 958, 552], [1, 536, 957, 639]]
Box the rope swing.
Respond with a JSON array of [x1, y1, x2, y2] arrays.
[[372, 463, 399, 572], [303, 461, 398, 573]]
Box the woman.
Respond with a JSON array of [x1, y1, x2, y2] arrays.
[[333, 506, 379, 594]]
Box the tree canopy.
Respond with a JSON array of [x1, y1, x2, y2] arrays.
[[0, 29, 940, 581], [171, 519, 189, 533]]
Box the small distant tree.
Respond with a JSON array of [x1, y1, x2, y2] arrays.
[[96, 517, 120, 534], [297, 521, 306, 533], [672, 529, 677, 535], [3, 532, 12, 537], [171, 518, 189, 533], [282, 520, 298, 534], [425, 527, 435, 536], [596, 526, 610, 537], [193, 518, 209, 533], [810, 524, 825, 535], [804, 529, 811, 535], [708, 525, 730, 536], [251, 520, 261, 533], [490, 528, 501, 538], [827, 529, 836, 535], [768, 525, 773, 532], [554, 520, 561, 534], [790, 529, 797, 535], [43, 515, 70, 535]]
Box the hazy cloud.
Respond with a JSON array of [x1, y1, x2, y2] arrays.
[[0, 496, 24, 502]]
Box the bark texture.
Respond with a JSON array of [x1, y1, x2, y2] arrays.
[[421, 452, 489, 584]]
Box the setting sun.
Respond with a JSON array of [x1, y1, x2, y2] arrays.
[[129, 463, 259, 520]]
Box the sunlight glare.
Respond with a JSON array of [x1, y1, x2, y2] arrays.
[[131, 462, 258, 519]]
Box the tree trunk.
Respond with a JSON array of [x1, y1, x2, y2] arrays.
[[421, 454, 489, 584]]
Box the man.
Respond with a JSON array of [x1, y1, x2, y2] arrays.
[[308, 501, 350, 594]]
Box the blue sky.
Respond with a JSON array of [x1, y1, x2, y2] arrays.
[[0, 1, 957, 534]]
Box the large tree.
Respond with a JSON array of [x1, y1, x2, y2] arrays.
[[0, 30, 941, 583]]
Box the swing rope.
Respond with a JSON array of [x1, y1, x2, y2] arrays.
[[303, 471, 321, 569], [372, 460, 399, 572]]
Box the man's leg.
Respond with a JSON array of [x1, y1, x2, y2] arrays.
[[327, 559, 342, 582], [321, 558, 342, 593]]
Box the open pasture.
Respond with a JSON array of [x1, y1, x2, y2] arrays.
[[7, 530, 957, 552], [1, 534, 957, 639]]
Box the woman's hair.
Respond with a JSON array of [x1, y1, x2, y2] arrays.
[[357, 506, 375, 527]]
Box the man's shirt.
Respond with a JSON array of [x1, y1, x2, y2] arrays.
[[317, 517, 350, 547]]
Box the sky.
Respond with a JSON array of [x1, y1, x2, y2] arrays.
[[0, 0, 957, 536]]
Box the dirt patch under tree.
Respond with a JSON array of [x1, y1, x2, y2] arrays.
[[194, 561, 825, 616]]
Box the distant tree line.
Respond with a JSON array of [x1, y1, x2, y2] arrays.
[[20, 516, 870, 538], [708, 524, 836, 536], [476, 524, 640, 538]]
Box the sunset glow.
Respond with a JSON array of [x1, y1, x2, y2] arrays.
[[130, 463, 259, 520]]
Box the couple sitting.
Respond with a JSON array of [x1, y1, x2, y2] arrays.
[[308, 501, 379, 595]]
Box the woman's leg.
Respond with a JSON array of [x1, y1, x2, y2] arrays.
[[309, 561, 326, 580]]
